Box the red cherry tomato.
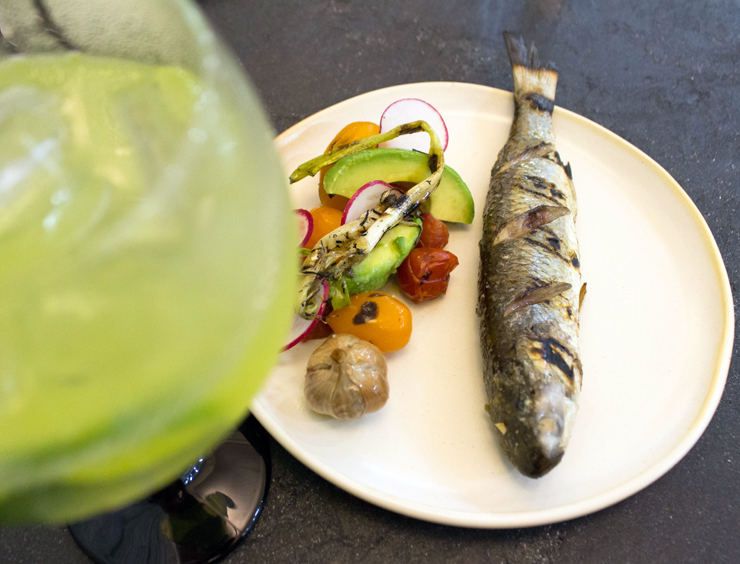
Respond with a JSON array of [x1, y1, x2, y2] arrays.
[[417, 213, 449, 248], [397, 248, 459, 303]]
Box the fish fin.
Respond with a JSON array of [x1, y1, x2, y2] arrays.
[[503, 32, 558, 100]]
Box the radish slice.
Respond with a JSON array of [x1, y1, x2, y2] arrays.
[[283, 280, 329, 351], [341, 181, 403, 225], [295, 209, 313, 248], [379, 98, 448, 153]]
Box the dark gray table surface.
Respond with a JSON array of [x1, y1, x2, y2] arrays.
[[2, 1, 738, 562]]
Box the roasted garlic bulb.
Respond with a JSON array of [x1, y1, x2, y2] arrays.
[[304, 334, 389, 420]]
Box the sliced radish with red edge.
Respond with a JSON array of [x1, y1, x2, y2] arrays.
[[295, 209, 313, 248], [341, 181, 403, 225], [379, 98, 448, 153], [283, 280, 330, 351]]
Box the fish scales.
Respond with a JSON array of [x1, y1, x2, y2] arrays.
[[478, 33, 582, 478]]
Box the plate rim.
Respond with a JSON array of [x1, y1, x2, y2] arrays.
[[254, 81, 735, 528]]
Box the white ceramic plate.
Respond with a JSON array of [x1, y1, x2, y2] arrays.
[[252, 82, 734, 528]]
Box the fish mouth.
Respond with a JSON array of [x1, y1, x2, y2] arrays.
[[520, 448, 564, 479], [497, 415, 565, 478]]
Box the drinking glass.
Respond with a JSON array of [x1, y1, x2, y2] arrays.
[[0, 0, 294, 558]]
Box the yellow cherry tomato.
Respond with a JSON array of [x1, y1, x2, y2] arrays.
[[326, 291, 412, 354], [319, 121, 380, 210], [318, 183, 350, 210], [305, 206, 343, 249]]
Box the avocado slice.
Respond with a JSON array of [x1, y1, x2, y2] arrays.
[[343, 222, 420, 297], [323, 148, 475, 224]]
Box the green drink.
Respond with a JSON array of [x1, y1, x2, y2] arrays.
[[0, 51, 294, 523]]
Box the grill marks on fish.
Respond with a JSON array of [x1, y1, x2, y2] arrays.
[[529, 336, 578, 384], [522, 235, 572, 264], [516, 183, 560, 205], [522, 92, 555, 114], [524, 174, 566, 203], [548, 151, 573, 180], [478, 32, 582, 478]]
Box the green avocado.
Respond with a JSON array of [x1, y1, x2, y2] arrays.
[[343, 222, 420, 297], [323, 148, 475, 224]]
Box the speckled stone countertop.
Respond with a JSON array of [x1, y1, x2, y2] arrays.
[[1, 1, 738, 562]]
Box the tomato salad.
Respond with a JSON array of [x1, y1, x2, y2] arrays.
[[287, 99, 475, 420]]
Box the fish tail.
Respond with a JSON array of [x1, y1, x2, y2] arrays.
[[503, 31, 558, 101]]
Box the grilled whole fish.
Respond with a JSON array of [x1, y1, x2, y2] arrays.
[[478, 33, 583, 478]]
